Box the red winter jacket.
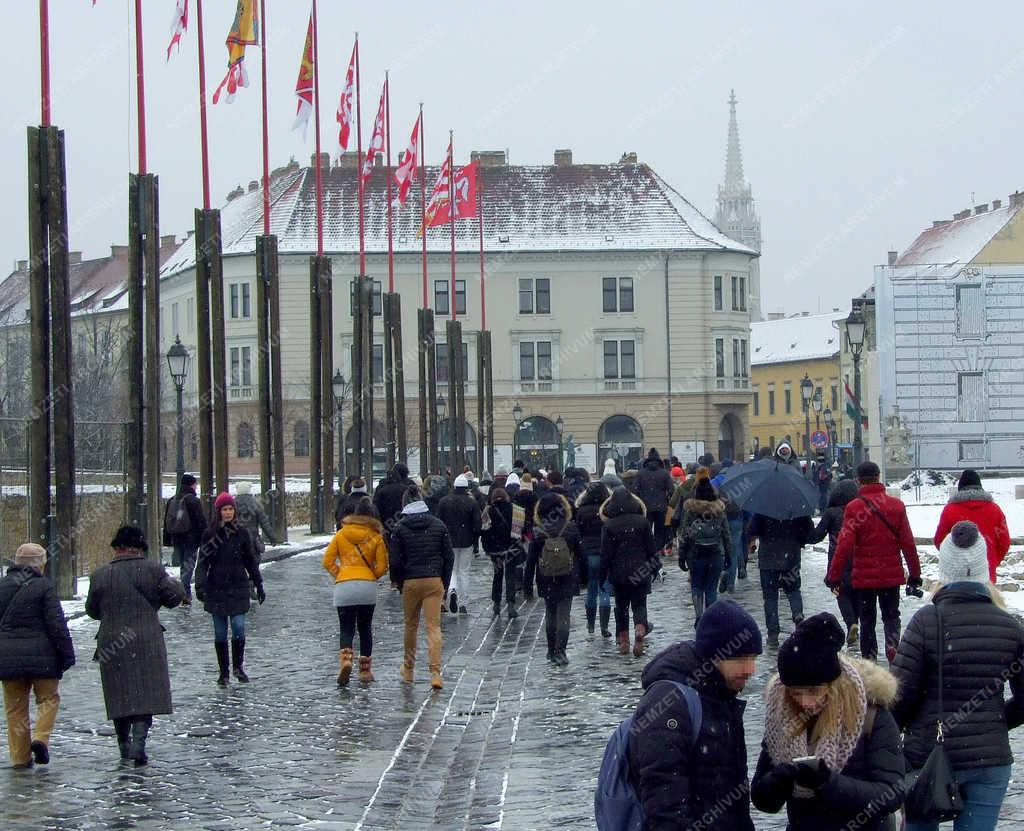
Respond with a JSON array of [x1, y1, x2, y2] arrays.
[[828, 483, 920, 589], [934, 489, 1010, 583]]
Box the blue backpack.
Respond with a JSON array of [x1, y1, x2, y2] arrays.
[[594, 680, 703, 831]]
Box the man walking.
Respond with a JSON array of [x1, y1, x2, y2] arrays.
[[746, 509, 813, 648], [636, 448, 675, 553], [827, 461, 921, 662], [373, 463, 414, 545], [437, 473, 482, 614], [629, 599, 762, 830], [813, 453, 832, 515], [162, 473, 206, 604]]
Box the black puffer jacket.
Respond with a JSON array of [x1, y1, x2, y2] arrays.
[[575, 484, 611, 560], [599, 488, 659, 589], [0, 566, 75, 680], [891, 582, 1024, 771], [630, 641, 756, 831], [389, 505, 454, 589], [526, 493, 583, 602], [373, 473, 414, 529], [746, 514, 813, 572], [636, 455, 675, 513], [481, 499, 515, 555], [751, 658, 905, 831], [195, 521, 262, 617], [437, 489, 482, 548], [678, 497, 732, 564], [808, 479, 859, 583]]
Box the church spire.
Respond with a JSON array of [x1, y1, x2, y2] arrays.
[[715, 89, 760, 253], [724, 89, 745, 190]]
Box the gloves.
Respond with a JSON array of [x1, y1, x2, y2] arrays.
[[906, 575, 924, 598], [256, 585, 266, 605], [793, 757, 830, 790], [764, 762, 798, 797], [824, 575, 839, 590]]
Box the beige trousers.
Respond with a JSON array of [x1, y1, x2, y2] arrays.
[[3, 678, 60, 766], [402, 577, 444, 673]]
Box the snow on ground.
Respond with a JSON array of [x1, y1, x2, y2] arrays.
[[895, 472, 1024, 539]]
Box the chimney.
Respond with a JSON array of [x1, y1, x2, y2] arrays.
[[310, 152, 330, 170], [619, 151, 638, 165], [553, 148, 572, 167], [16, 259, 27, 271], [1010, 190, 1024, 208], [339, 151, 359, 169], [160, 234, 177, 247], [110, 244, 129, 259], [248, 180, 259, 192], [887, 250, 898, 266], [974, 203, 989, 215], [992, 199, 1002, 209], [470, 150, 506, 168], [68, 251, 82, 265], [226, 185, 244, 202], [953, 209, 971, 221], [932, 219, 951, 227]]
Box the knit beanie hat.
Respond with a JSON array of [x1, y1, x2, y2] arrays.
[[14, 542, 46, 569], [505, 472, 521, 488], [214, 492, 235, 511], [235, 481, 252, 495], [958, 469, 982, 491], [671, 465, 685, 480], [778, 612, 845, 686], [603, 458, 618, 476], [694, 599, 763, 659], [938, 521, 989, 585], [454, 474, 470, 489], [350, 478, 368, 494], [694, 478, 717, 501]]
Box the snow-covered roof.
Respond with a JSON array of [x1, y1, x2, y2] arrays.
[[895, 202, 1022, 269], [160, 158, 757, 277], [750, 311, 847, 366]]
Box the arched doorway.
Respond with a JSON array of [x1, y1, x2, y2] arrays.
[[512, 415, 559, 472], [598, 415, 643, 473], [718, 415, 739, 463], [345, 420, 387, 483], [438, 419, 478, 474]]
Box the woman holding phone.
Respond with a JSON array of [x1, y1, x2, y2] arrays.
[[751, 613, 904, 830]]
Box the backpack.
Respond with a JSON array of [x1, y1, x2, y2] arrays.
[[165, 496, 192, 536], [539, 534, 573, 578], [595, 680, 703, 831], [686, 514, 721, 554]]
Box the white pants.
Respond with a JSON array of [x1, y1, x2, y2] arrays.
[[449, 547, 474, 607]]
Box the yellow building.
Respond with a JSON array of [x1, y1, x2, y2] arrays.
[[749, 311, 846, 460]]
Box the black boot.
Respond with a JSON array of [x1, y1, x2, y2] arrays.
[[586, 608, 596, 635], [215, 641, 230, 686], [506, 601, 518, 620], [232, 637, 249, 683], [114, 718, 131, 764], [129, 718, 150, 767], [599, 607, 612, 638]]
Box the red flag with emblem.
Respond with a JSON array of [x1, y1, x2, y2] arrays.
[[361, 81, 387, 185], [393, 115, 420, 207], [423, 157, 478, 229], [291, 15, 314, 138], [166, 0, 189, 61], [335, 42, 356, 151]]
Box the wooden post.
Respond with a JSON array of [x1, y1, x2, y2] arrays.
[[127, 177, 146, 528], [358, 276, 374, 485], [477, 330, 485, 475], [426, 309, 438, 474], [417, 309, 428, 477], [309, 256, 324, 533], [383, 293, 396, 470], [268, 240, 287, 541], [351, 277, 364, 481], [207, 211, 228, 496], [319, 258, 334, 512], [392, 295, 407, 466], [256, 236, 273, 501], [194, 209, 215, 517], [484, 329, 494, 473], [140, 174, 162, 558]]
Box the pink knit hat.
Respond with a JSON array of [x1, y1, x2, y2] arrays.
[[214, 492, 236, 511]]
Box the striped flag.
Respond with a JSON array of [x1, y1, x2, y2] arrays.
[[166, 0, 189, 61], [291, 16, 314, 137], [393, 115, 420, 207], [845, 380, 868, 427], [335, 43, 356, 151], [212, 0, 259, 104]]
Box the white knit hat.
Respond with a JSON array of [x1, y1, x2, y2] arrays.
[[505, 472, 521, 487], [453, 474, 469, 488], [938, 521, 989, 585], [603, 458, 617, 475]]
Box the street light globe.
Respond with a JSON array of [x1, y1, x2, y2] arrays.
[[555, 415, 564, 436], [800, 373, 813, 403], [812, 387, 823, 413], [846, 311, 866, 350], [331, 369, 347, 404], [436, 395, 447, 419], [166, 336, 190, 385], [512, 401, 523, 424]]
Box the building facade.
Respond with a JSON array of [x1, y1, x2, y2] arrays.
[[876, 193, 1024, 470], [158, 148, 759, 477]]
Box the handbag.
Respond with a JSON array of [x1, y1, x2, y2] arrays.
[[903, 604, 962, 822]]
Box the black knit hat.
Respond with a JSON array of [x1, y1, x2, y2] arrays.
[[110, 524, 148, 552], [694, 599, 763, 659], [694, 478, 717, 501], [778, 612, 845, 686], [958, 469, 982, 490]]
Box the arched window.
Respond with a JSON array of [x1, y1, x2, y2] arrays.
[[293, 420, 310, 458], [598, 415, 643, 473], [512, 414, 559, 472], [438, 419, 478, 473], [237, 421, 255, 458], [717, 416, 736, 463]]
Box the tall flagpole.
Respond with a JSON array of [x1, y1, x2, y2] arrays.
[[385, 73, 394, 293], [448, 132, 456, 322], [196, 0, 211, 208], [39, 0, 50, 126], [259, 0, 271, 234], [355, 34, 366, 275], [479, 166, 486, 330], [133, 0, 148, 174], [311, 0, 324, 256], [419, 105, 427, 308]]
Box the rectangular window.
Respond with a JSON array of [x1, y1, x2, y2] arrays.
[[434, 280, 449, 316], [714, 276, 723, 311], [957, 372, 983, 422], [372, 344, 384, 384], [956, 284, 983, 338], [435, 342, 469, 383], [620, 340, 635, 378], [229, 282, 251, 319], [619, 277, 634, 312], [784, 388, 792, 414], [603, 340, 619, 379], [768, 390, 776, 415], [831, 384, 839, 411], [520, 278, 549, 314], [171, 302, 179, 337], [519, 342, 535, 380], [740, 339, 748, 376], [603, 278, 617, 313], [353, 280, 383, 316], [715, 338, 725, 378], [454, 280, 466, 315], [187, 297, 194, 333], [732, 339, 741, 377], [229, 346, 252, 388], [519, 279, 534, 314], [753, 391, 760, 416], [738, 276, 747, 311], [535, 278, 550, 314], [731, 276, 739, 311], [537, 341, 552, 379], [959, 440, 985, 462]]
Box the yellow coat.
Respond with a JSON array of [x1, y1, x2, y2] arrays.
[[322, 515, 389, 584]]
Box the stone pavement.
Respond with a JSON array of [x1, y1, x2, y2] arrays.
[[2, 543, 1023, 830]]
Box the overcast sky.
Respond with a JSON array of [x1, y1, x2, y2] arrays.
[[1, 1, 1022, 314]]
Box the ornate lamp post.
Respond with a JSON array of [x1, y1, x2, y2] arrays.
[[437, 394, 448, 472], [846, 310, 867, 466], [331, 370, 347, 490], [165, 336, 191, 488], [512, 400, 523, 463], [823, 406, 836, 465], [555, 414, 564, 471], [800, 373, 814, 472]]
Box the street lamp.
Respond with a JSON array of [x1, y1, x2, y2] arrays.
[[512, 401, 523, 462], [437, 394, 448, 472], [555, 414, 564, 471], [332, 370, 347, 489], [800, 373, 814, 470], [165, 336, 190, 488], [823, 406, 835, 464], [846, 309, 866, 466]]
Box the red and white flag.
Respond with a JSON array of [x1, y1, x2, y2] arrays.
[[360, 81, 387, 185], [335, 43, 356, 151], [422, 150, 478, 231], [211, 0, 259, 105], [292, 16, 314, 138], [393, 115, 420, 207], [166, 0, 189, 60]]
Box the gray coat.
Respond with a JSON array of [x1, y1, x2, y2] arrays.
[[234, 493, 276, 552], [85, 554, 184, 720]]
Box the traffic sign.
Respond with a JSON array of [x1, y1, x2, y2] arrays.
[[811, 430, 829, 450]]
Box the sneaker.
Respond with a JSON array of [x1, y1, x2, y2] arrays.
[[847, 624, 859, 647], [449, 591, 459, 614]]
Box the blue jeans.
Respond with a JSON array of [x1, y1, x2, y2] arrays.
[[585, 554, 611, 610], [212, 613, 246, 643], [175, 543, 199, 597], [689, 550, 724, 619], [721, 517, 745, 593], [759, 567, 804, 636], [905, 764, 1011, 831]]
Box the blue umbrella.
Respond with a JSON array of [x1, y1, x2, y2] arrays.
[[716, 459, 819, 519]]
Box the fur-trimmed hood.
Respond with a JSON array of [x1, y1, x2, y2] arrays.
[[599, 487, 646, 520], [341, 513, 384, 533], [534, 492, 572, 535], [682, 497, 725, 516], [949, 487, 994, 505], [850, 656, 899, 708], [575, 482, 610, 510]]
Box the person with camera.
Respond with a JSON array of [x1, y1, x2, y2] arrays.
[[826, 462, 921, 663], [751, 612, 904, 830]]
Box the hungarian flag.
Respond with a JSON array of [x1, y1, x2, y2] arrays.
[[166, 0, 189, 61], [291, 16, 314, 138], [393, 115, 420, 207], [335, 43, 356, 151], [423, 158, 478, 230], [360, 81, 387, 185], [212, 0, 259, 105], [845, 380, 868, 427]]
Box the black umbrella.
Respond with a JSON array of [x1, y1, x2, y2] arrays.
[[717, 458, 819, 519]]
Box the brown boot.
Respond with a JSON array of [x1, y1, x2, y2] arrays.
[[337, 648, 354, 687], [633, 624, 647, 658], [617, 631, 631, 655], [430, 668, 443, 690], [358, 655, 374, 683], [401, 662, 414, 684]]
